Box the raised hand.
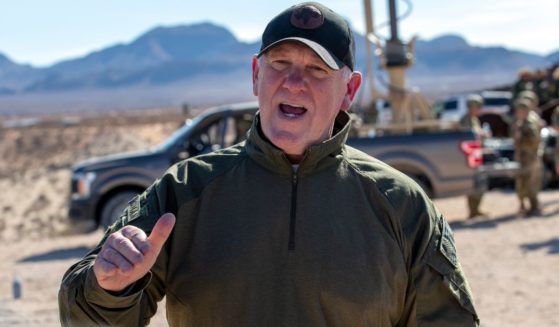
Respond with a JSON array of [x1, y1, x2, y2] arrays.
[[93, 213, 176, 292]]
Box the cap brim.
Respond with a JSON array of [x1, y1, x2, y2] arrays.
[[257, 37, 344, 70]]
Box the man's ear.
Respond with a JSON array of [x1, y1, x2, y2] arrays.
[[252, 55, 260, 96], [340, 71, 362, 111]]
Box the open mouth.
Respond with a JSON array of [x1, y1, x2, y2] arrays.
[[279, 103, 307, 118]]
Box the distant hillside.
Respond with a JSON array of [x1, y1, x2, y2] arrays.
[[412, 34, 547, 73], [546, 50, 559, 64], [0, 23, 557, 115], [23, 23, 258, 92], [0, 53, 45, 91], [403, 34, 553, 96], [47, 23, 255, 75]]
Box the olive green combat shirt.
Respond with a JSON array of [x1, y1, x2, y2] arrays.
[[552, 106, 559, 164], [59, 112, 479, 326], [459, 114, 480, 131], [459, 115, 483, 139], [513, 117, 541, 166]]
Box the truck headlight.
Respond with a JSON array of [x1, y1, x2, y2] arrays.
[[71, 172, 96, 199]]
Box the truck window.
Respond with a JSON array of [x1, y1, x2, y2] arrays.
[[205, 119, 224, 145], [189, 118, 226, 155], [232, 113, 254, 144], [443, 100, 458, 111], [483, 97, 510, 106], [195, 114, 254, 151]]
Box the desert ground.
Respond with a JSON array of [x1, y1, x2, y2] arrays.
[[0, 110, 558, 326]]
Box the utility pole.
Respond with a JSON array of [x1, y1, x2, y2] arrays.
[[363, 0, 377, 102]]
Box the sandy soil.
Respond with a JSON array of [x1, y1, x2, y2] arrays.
[[1, 113, 558, 326]]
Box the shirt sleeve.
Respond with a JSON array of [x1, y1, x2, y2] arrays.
[[394, 183, 480, 326], [58, 180, 169, 326], [412, 212, 479, 326]]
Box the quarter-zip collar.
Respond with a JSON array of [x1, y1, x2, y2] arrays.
[[245, 111, 352, 176]]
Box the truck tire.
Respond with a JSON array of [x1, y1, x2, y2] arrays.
[[100, 190, 139, 229]]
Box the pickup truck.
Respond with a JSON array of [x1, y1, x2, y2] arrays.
[[68, 101, 515, 231]]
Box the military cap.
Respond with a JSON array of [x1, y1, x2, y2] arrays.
[[514, 98, 531, 110], [466, 94, 483, 107], [518, 90, 539, 106]]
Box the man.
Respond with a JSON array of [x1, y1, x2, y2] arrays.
[[534, 69, 550, 107], [551, 105, 559, 176], [512, 99, 542, 216], [59, 2, 479, 326], [552, 66, 559, 100], [459, 94, 489, 219], [516, 89, 545, 183], [516, 89, 545, 129], [512, 68, 534, 100]]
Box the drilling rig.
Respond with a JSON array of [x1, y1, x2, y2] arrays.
[[362, 0, 434, 132]]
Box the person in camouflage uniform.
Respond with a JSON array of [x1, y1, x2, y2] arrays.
[[517, 89, 545, 162], [552, 105, 559, 176], [512, 99, 542, 216], [512, 68, 535, 100], [551, 67, 559, 100], [534, 69, 551, 107], [460, 94, 489, 218], [517, 89, 544, 127]]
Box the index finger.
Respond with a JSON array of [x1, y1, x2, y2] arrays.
[[121, 225, 150, 255]]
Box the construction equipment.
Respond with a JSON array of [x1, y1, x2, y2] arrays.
[[362, 0, 435, 132]]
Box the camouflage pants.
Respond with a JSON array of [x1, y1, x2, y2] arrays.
[[515, 160, 541, 210], [467, 191, 484, 216]]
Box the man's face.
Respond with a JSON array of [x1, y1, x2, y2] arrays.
[[515, 107, 529, 121], [468, 104, 481, 117], [252, 42, 361, 160]]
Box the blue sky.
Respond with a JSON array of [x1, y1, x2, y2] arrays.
[[1, 0, 558, 67]]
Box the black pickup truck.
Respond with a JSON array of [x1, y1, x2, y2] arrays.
[[68, 102, 517, 230]]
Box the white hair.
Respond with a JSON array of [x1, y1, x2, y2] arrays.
[[340, 66, 353, 82]]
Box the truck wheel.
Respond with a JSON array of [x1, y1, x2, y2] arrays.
[[100, 191, 139, 229]]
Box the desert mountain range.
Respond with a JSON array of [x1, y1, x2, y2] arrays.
[[1, 22, 558, 115]]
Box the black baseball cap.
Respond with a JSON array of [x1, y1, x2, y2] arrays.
[[258, 2, 355, 71]]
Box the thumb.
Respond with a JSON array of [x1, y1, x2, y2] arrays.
[[147, 213, 176, 253]]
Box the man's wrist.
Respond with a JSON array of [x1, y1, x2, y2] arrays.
[[86, 267, 152, 303]]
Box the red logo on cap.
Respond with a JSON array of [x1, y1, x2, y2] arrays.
[[291, 5, 324, 29]]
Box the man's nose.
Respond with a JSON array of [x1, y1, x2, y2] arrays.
[[283, 68, 306, 92]]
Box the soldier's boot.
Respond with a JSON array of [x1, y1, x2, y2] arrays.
[[527, 197, 541, 217], [468, 210, 489, 219], [468, 194, 487, 219], [518, 198, 527, 215]]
